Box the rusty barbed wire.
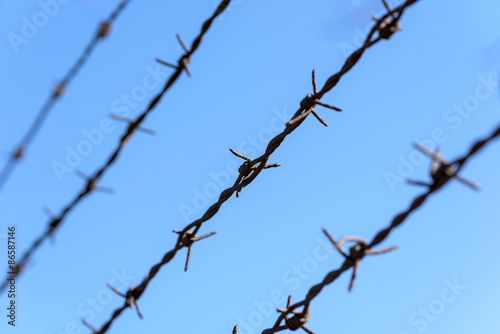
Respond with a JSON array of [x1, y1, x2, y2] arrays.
[[0, 0, 233, 294], [260, 124, 500, 334], [85, 1, 421, 332], [0, 0, 132, 193]]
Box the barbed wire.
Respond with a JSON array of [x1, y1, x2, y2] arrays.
[[83, 1, 421, 333], [0, 0, 132, 193], [259, 122, 500, 334], [0, 0, 233, 293]]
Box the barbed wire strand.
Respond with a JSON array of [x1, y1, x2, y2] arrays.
[[0, 0, 233, 294], [86, 1, 420, 333], [260, 122, 500, 334], [0, 0, 132, 193]]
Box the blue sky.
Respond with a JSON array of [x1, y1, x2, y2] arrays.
[[0, 0, 499, 333]]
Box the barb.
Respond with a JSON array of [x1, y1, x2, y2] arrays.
[[82, 319, 99, 334], [87, 1, 420, 332], [374, 0, 402, 39], [155, 33, 193, 77], [229, 148, 280, 197], [107, 284, 143, 319], [321, 230, 398, 291], [0, 0, 132, 194], [0, 0, 232, 294], [173, 228, 217, 271], [275, 296, 315, 334], [261, 122, 500, 333], [407, 143, 480, 190], [110, 114, 156, 135]]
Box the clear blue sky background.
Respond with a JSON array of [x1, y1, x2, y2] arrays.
[[0, 0, 499, 333]]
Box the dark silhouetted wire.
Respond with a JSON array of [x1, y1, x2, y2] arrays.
[[86, 1, 421, 332], [0, 0, 232, 295], [261, 122, 500, 333], [0, 0, 132, 193]]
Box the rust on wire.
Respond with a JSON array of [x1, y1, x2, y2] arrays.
[[53, 83, 66, 97], [322, 229, 398, 291], [99, 22, 112, 37], [374, 0, 402, 39], [0, 0, 232, 296], [173, 228, 217, 271], [0, 0, 133, 194], [287, 69, 342, 128], [276, 296, 315, 334], [229, 148, 280, 198]]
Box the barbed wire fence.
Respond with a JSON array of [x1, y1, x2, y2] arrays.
[[0, 0, 233, 294], [259, 123, 500, 334], [77, 1, 432, 333], [0, 0, 132, 193], [4, 0, 498, 333]]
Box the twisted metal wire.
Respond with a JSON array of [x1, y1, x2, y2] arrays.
[[261, 122, 500, 333], [0, 0, 232, 294], [86, 1, 421, 332], [0, 0, 132, 193]]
